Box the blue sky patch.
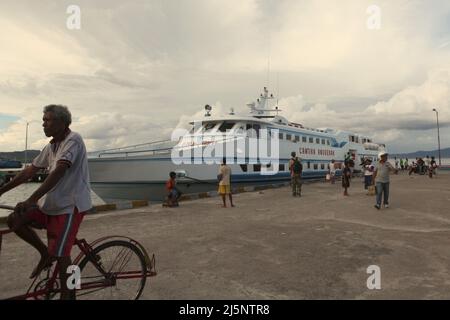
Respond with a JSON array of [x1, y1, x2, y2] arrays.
[[0, 114, 20, 130]]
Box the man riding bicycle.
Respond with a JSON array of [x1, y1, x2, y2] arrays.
[[0, 105, 92, 300]]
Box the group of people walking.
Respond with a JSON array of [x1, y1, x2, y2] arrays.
[[328, 151, 398, 209]]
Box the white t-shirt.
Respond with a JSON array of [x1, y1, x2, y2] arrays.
[[219, 165, 231, 186], [32, 131, 92, 215], [364, 164, 374, 176], [329, 162, 336, 174]]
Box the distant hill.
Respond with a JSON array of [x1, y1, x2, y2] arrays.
[[391, 147, 450, 159], [0, 150, 40, 163]]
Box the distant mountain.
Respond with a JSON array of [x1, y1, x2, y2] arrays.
[[0, 150, 40, 163], [391, 147, 450, 159]]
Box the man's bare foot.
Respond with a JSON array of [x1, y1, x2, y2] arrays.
[[222, 205, 227, 208], [231, 204, 235, 207], [30, 255, 52, 279]]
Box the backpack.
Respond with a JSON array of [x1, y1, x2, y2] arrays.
[[293, 158, 302, 174]]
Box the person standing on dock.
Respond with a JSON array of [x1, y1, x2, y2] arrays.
[[0, 104, 92, 300], [289, 152, 303, 196], [342, 161, 351, 196], [329, 159, 336, 184], [373, 151, 398, 210], [218, 158, 234, 208], [363, 159, 374, 190]]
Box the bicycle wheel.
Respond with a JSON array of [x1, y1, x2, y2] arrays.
[[77, 240, 147, 300]]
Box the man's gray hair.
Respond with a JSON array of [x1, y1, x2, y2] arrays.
[[43, 104, 72, 127]]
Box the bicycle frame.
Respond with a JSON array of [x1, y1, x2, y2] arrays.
[[1, 203, 157, 300], [2, 235, 156, 300]]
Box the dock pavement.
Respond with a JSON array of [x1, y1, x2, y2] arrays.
[[1, 171, 450, 299]]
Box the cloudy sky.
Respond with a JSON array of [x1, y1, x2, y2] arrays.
[[0, 0, 449, 153]]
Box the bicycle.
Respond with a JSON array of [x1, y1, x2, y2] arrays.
[[0, 204, 157, 300]]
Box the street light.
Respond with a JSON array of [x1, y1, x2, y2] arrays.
[[432, 108, 441, 166], [24, 121, 29, 166]]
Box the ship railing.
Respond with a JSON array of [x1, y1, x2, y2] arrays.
[[88, 139, 176, 158]]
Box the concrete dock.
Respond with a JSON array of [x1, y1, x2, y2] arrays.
[[1, 171, 450, 299]]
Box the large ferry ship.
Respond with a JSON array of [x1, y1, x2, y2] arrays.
[[88, 88, 386, 202]]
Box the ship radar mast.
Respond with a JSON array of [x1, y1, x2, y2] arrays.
[[247, 87, 283, 118]]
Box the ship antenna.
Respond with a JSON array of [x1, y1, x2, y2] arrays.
[[267, 35, 271, 88], [276, 72, 279, 107]]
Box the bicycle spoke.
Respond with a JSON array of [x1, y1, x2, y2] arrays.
[[76, 240, 147, 300]]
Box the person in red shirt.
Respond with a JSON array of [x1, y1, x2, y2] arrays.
[[165, 172, 181, 207]]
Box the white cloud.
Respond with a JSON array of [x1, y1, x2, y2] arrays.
[[0, 0, 449, 153]]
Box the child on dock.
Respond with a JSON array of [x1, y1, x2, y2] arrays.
[[164, 172, 181, 207]]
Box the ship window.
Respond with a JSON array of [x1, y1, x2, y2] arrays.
[[321, 139, 325, 145], [327, 140, 330, 145], [307, 162, 311, 169], [253, 164, 261, 172], [279, 133, 283, 140], [355, 136, 359, 143], [279, 164, 285, 171], [302, 136, 307, 143], [309, 137, 313, 143], [314, 164, 318, 170], [203, 122, 216, 132], [218, 122, 235, 132], [240, 164, 248, 172], [316, 138, 320, 144], [286, 134, 292, 141], [295, 135, 300, 142], [321, 164, 325, 170]]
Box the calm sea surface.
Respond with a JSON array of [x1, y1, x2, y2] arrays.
[[0, 184, 104, 218]]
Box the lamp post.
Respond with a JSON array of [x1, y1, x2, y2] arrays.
[[24, 122, 29, 166], [432, 108, 441, 166]]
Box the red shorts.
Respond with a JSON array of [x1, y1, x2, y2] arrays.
[[26, 208, 85, 257]]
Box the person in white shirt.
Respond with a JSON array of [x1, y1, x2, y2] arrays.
[[329, 159, 336, 184], [218, 158, 234, 207], [364, 159, 374, 189], [0, 104, 92, 299]]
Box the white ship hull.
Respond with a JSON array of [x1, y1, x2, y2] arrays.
[[88, 88, 385, 202]]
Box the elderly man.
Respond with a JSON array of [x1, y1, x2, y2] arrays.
[[372, 151, 397, 210], [0, 105, 92, 299]]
